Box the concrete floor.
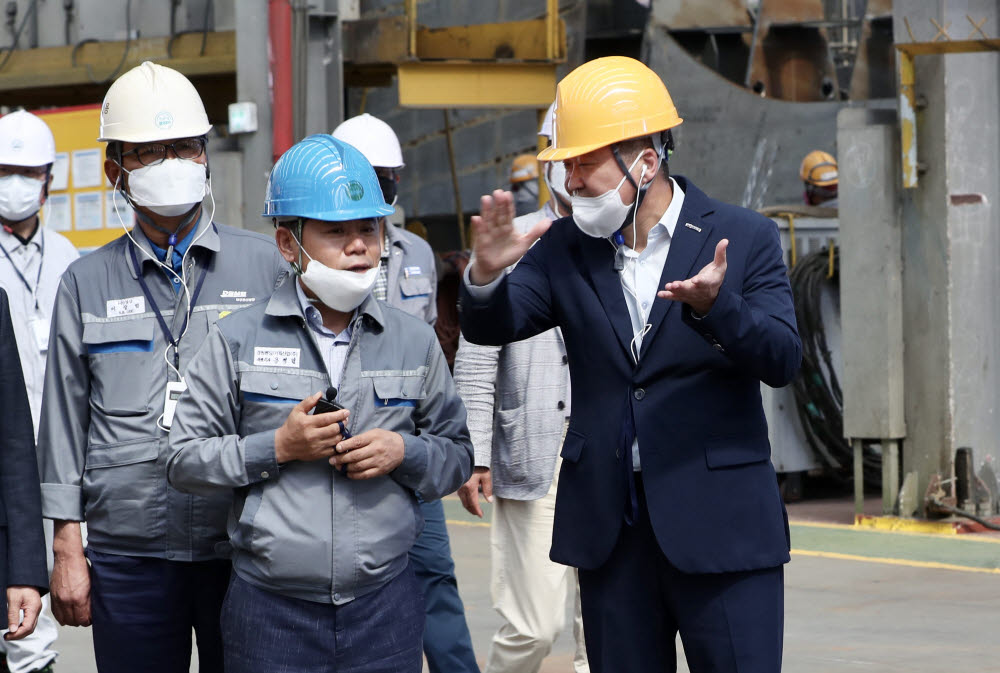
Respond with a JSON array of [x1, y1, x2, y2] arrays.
[[39, 494, 1000, 672]]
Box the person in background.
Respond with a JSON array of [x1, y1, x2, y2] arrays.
[[333, 113, 480, 673], [0, 109, 77, 673], [36, 61, 288, 673], [509, 154, 540, 217], [167, 133, 473, 673], [800, 150, 838, 207], [0, 289, 49, 656], [455, 103, 589, 673]]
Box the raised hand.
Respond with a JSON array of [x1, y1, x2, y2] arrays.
[[658, 239, 729, 316], [469, 190, 551, 285]]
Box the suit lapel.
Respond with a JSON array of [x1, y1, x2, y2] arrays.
[[575, 234, 636, 361], [638, 187, 715, 360]]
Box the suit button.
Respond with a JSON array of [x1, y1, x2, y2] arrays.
[[713, 344, 724, 352], [557, 401, 566, 410], [270, 382, 278, 390], [633, 388, 645, 400]]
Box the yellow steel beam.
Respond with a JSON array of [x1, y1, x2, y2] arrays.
[[345, 17, 567, 66], [397, 62, 557, 108], [417, 18, 565, 61], [895, 38, 1000, 56], [0, 31, 235, 91], [898, 50, 918, 188]]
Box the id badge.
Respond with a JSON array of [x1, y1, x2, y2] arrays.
[[161, 380, 188, 429], [29, 315, 50, 353]]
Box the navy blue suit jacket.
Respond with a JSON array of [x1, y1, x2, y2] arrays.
[[0, 288, 49, 614], [460, 177, 801, 573]]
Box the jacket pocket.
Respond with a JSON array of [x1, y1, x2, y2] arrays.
[[399, 276, 432, 299], [238, 371, 315, 435], [560, 428, 585, 463], [372, 375, 426, 408], [704, 435, 771, 469], [82, 439, 163, 542], [82, 318, 156, 416]]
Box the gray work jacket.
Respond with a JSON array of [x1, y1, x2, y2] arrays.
[[166, 277, 473, 604], [384, 223, 437, 325], [453, 207, 571, 500], [36, 219, 289, 561]]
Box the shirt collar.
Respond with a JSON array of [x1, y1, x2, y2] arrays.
[[651, 176, 685, 241], [126, 214, 220, 278], [0, 223, 43, 253], [294, 279, 354, 339]]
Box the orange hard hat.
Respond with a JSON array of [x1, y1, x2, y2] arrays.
[[800, 150, 838, 187], [538, 56, 683, 162], [510, 154, 539, 183]]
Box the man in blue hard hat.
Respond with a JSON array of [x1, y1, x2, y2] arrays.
[[166, 134, 473, 672]]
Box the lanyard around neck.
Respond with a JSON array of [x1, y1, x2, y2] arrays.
[[0, 231, 44, 309], [128, 236, 211, 370]]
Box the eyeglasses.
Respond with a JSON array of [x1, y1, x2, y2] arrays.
[[121, 137, 207, 167]]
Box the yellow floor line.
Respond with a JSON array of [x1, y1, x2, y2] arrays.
[[791, 549, 1000, 574], [790, 519, 1000, 543], [446, 519, 490, 528]]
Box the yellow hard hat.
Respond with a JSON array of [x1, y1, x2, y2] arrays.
[[510, 154, 539, 183], [800, 150, 838, 187], [538, 56, 683, 162]]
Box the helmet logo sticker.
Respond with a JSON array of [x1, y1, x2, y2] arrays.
[[347, 180, 364, 201], [103, 102, 110, 115], [155, 111, 174, 130], [10, 139, 23, 152]]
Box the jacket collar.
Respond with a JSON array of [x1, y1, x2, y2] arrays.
[[125, 214, 220, 279], [265, 274, 386, 332], [637, 175, 716, 360]]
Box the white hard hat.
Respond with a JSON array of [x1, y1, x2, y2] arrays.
[[0, 110, 56, 167], [538, 102, 556, 141], [98, 61, 212, 143], [331, 113, 404, 169]]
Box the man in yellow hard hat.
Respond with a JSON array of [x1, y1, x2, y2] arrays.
[[800, 149, 838, 207], [459, 56, 801, 673]]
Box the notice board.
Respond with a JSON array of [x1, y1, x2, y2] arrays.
[[34, 105, 129, 252]]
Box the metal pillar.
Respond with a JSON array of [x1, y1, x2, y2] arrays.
[[235, 1, 273, 233]]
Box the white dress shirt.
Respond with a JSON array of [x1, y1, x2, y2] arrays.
[[0, 225, 78, 434]]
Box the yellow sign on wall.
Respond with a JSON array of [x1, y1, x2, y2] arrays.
[[35, 105, 129, 251]]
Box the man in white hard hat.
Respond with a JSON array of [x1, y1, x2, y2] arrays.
[[332, 113, 479, 673], [0, 109, 78, 673], [36, 62, 289, 673], [454, 104, 588, 673]]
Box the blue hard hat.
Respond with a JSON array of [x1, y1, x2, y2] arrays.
[[262, 134, 394, 221]]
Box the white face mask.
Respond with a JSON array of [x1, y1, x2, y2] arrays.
[[293, 230, 380, 312], [545, 160, 571, 210], [0, 174, 44, 222], [570, 153, 645, 239], [125, 158, 207, 217]]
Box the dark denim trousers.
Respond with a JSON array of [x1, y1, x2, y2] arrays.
[[87, 550, 231, 673], [221, 563, 424, 673], [409, 498, 480, 673]]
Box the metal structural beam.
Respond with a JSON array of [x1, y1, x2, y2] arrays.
[[0, 31, 235, 91], [397, 62, 558, 108], [893, 38, 1000, 188]]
